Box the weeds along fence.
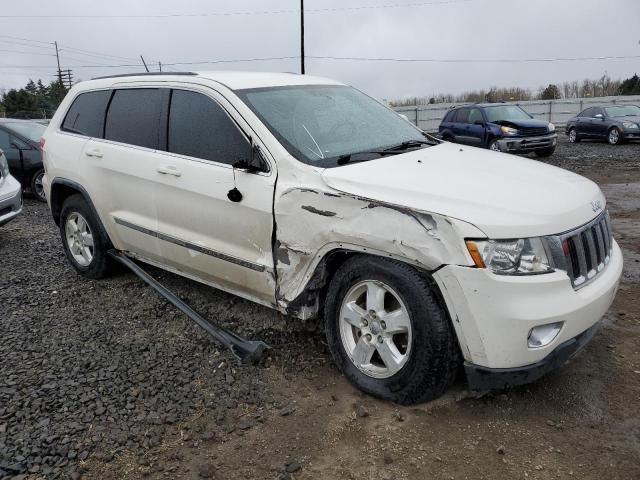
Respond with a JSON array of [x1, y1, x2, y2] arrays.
[[393, 95, 640, 133]]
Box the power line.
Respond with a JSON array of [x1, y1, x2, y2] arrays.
[[0, 34, 52, 45], [307, 54, 640, 64], [0, 0, 475, 18], [1, 53, 638, 71], [0, 48, 55, 57]]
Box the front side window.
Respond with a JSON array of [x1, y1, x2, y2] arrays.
[[61, 90, 111, 138], [168, 90, 251, 165], [105, 89, 167, 149], [237, 85, 429, 167], [484, 105, 532, 123], [468, 108, 484, 124]]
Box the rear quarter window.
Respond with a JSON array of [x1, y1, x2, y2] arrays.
[[61, 90, 111, 138]]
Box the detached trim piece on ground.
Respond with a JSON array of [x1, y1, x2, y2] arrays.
[[108, 250, 270, 364]]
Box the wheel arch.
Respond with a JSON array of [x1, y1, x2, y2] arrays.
[[284, 248, 449, 322], [50, 178, 105, 230]]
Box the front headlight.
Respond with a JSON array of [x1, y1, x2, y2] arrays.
[[466, 238, 554, 275], [0, 152, 9, 177], [622, 122, 639, 130], [548, 122, 555, 132], [500, 126, 519, 136]]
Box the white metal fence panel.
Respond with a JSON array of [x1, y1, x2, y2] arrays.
[[393, 95, 640, 133]]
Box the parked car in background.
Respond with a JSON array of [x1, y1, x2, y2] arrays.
[[0, 119, 47, 202], [439, 103, 557, 157], [0, 148, 23, 226], [43, 72, 621, 404], [565, 105, 640, 145]]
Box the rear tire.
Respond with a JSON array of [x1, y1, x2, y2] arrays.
[[60, 194, 114, 279], [535, 147, 555, 157], [30, 169, 46, 202], [608, 127, 623, 145], [568, 127, 580, 143], [324, 256, 460, 405]]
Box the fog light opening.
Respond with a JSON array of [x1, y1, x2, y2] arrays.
[[527, 322, 563, 348]]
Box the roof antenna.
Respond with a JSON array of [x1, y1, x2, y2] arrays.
[[140, 55, 150, 73]]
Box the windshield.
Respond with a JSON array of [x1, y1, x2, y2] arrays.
[[237, 85, 430, 167], [484, 105, 532, 123], [4, 121, 46, 142], [604, 105, 640, 117]]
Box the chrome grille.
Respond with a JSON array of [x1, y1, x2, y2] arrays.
[[558, 211, 613, 288]]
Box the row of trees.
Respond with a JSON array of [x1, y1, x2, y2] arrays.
[[0, 79, 68, 119], [391, 73, 640, 107]]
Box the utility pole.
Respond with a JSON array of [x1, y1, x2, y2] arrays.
[[158, 61, 162, 72], [300, 0, 305, 74], [54, 41, 62, 84], [140, 55, 150, 72]]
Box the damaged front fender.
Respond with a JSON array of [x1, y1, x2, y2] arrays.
[[274, 186, 484, 318]]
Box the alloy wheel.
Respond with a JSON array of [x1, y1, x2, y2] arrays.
[[339, 280, 412, 379], [34, 171, 45, 200], [569, 129, 577, 143], [608, 129, 620, 145], [65, 212, 95, 267]]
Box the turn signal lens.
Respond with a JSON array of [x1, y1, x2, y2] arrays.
[[465, 241, 486, 268]]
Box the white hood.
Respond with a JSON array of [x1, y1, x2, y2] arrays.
[[321, 142, 605, 238]]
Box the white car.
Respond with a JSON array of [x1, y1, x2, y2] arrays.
[[0, 148, 23, 227], [41, 72, 622, 404]]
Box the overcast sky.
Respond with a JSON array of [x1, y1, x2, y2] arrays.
[[1, 0, 639, 100]]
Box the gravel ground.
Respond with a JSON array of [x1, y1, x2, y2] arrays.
[[1, 135, 639, 480]]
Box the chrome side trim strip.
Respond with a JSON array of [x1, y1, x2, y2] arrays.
[[114, 217, 266, 272]]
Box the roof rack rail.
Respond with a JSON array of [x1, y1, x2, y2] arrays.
[[91, 72, 198, 80]]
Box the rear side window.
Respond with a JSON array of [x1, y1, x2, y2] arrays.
[[168, 90, 251, 165], [105, 89, 167, 149], [579, 108, 593, 117], [61, 90, 111, 138], [455, 108, 470, 123]]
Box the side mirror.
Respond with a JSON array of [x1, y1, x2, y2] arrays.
[[594, 114, 604, 120], [233, 144, 269, 174]]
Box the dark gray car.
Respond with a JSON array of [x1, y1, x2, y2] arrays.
[[0, 119, 47, 201], [566, 104, 640, 145]]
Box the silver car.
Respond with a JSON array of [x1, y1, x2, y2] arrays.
[[0, 148, 22, 227]]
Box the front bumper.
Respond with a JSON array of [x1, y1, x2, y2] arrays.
[[0, 174, 23, 226], [464, 320, 599, 390], [621, 129, 640, 140], [498, 133, 557, 152], [433, 240, 622, 372]]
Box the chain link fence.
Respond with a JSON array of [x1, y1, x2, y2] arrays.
[[393, 95, 640, 133]]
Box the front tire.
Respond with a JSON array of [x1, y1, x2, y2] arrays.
[[60, 194, 114, 279], [608, 127, 623, 145], [31, 169, 46, 202], [488, 139, 501, 152], [325, 256, 460, 405], [535, 147, 556, 157]]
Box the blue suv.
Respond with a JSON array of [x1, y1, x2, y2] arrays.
[[438, 104, 557, 157]]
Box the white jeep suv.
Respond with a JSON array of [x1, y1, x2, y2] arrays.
[[42, 72, 622, 404]]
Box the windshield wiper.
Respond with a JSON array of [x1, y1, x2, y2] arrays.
[[381, 139, 435, 152], [336, 139, 436, 165], [336, 150, 404, 165]]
